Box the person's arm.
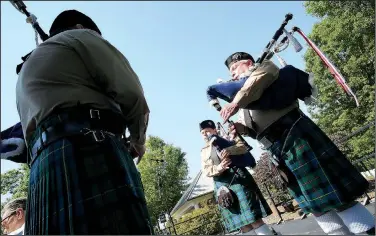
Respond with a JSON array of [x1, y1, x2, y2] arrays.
[[228, 121, 255, 140], [67, 29, 149, 155], [232, 60, 280, 108], [201, 148, 230, 177]]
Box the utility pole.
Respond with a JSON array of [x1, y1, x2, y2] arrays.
[[150, 157, 167, 233], [166, 209, 177, 235], [150, 158, 165, 198]]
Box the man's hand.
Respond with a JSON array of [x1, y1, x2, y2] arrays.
[[260, 151, 271, 159], [219, 158, 232, 171], [219, 149, 230, 160], [228, 122, 257, 139], [130, 143, 146, 164], [220, 103, 239, 123], [228, 122, 246, 140]]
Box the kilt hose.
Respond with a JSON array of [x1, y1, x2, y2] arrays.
[[213, 167, 272, 232], [24, 113, 154, 235], [266, 109, 369, 214]]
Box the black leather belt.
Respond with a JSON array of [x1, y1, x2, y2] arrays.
[[50, 106, 127, 132], [257, 109, 304, 146], [27, 108, 125, 166]]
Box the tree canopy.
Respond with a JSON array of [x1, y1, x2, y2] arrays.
[[133, 135, 190, 225], [1, 164, 29, 201], [303, 1, 375, 160]]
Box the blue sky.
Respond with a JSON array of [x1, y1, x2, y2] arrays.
[[1, 1, 319, 197]]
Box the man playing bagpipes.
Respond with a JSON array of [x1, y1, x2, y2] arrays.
[[7, 9, 153, 235], [220, 51, 375, 235], [199, 120, 278, 235], [206, 52, 315, 111]]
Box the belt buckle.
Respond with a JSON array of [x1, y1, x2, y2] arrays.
[[92, 130, 105, 142], [259, 136, 273, 149], [82, 128, 105, 142], [90, 109, 100, 119]]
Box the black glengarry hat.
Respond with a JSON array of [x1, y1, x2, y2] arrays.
[[49, 10, 102, 37], [224, 52, 255, 69], [199, 120, 215, 131]]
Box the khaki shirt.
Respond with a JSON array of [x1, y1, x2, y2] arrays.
[[200, 136, 247, 177], [16, 29, 149, 147], [233, 60, 298, 133], [232, 60, 280, 108]]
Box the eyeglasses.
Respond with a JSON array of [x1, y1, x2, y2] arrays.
[[1, 211, 16, 224]]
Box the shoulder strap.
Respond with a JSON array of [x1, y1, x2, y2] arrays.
[[242, 110, 258, 139], [209, 146, 221, 165], [242, 110, 253, 128]]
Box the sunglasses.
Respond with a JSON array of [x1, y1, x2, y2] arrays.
[[1, 211, 16, 223]]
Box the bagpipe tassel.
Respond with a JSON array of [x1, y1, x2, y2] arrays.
[[294, 27, 359, 107], [283, 28, 303, 52]]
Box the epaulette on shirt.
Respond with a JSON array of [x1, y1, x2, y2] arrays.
[[16, 50, 34, 74]]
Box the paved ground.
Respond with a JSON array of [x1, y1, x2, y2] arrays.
[[227, 202, 375, 235], [272, 202, 375, 235]]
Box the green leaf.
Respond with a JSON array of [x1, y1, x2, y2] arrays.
[[137, 135, 190, 225], [303, 1, 375, 161]]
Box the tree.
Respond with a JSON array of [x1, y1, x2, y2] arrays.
[[1, 163, 29, 234], [137, 135, 190, 225], [1, 164, 30, 201], [165, 199, 223, 235], [303, 1, 375, 161], [253, 153, 291, 205]]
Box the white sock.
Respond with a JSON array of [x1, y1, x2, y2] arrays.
[[327, 227, 354, 235], [314, 210, 353, 235], [254, 224, 274, 235], [337, 202, 375, 234]]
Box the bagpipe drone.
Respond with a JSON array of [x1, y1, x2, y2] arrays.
[[207, 13, 296, 157], [9, 0, 50, 74], [1, 0, 50, 164], [207, 15, 360, 113]]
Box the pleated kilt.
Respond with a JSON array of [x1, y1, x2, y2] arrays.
[[266, 109, 369, 214], [213, 167, 272, 232], [24, 113, 154, 235]]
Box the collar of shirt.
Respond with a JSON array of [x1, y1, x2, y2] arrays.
[[8, 223, 24, 235]]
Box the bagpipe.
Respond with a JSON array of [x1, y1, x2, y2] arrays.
[[1, 123, 27, 163], [1, 1, 49, 164], [207, 122, 256, 168], [207, 15, 359, 112], [206, 64, 314, 111], [9, 0, 50, 74], [207, 13, 296, 156], [291, 26, 359, 107]]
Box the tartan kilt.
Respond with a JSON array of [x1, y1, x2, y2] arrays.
[[267, 111, 369, 214], [24, 113, 154, 235], [213, 167, 272, 232]]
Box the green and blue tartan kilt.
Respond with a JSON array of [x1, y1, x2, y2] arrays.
[[24, 113, 154, 235], [213, 167, 272, 232], [267, 112, 369, 214]]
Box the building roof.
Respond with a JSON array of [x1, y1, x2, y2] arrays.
[[170, 170, 213, 215]]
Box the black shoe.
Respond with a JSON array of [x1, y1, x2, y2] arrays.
[[365, 227, 375, 235], [271, 227, 279, 235]]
